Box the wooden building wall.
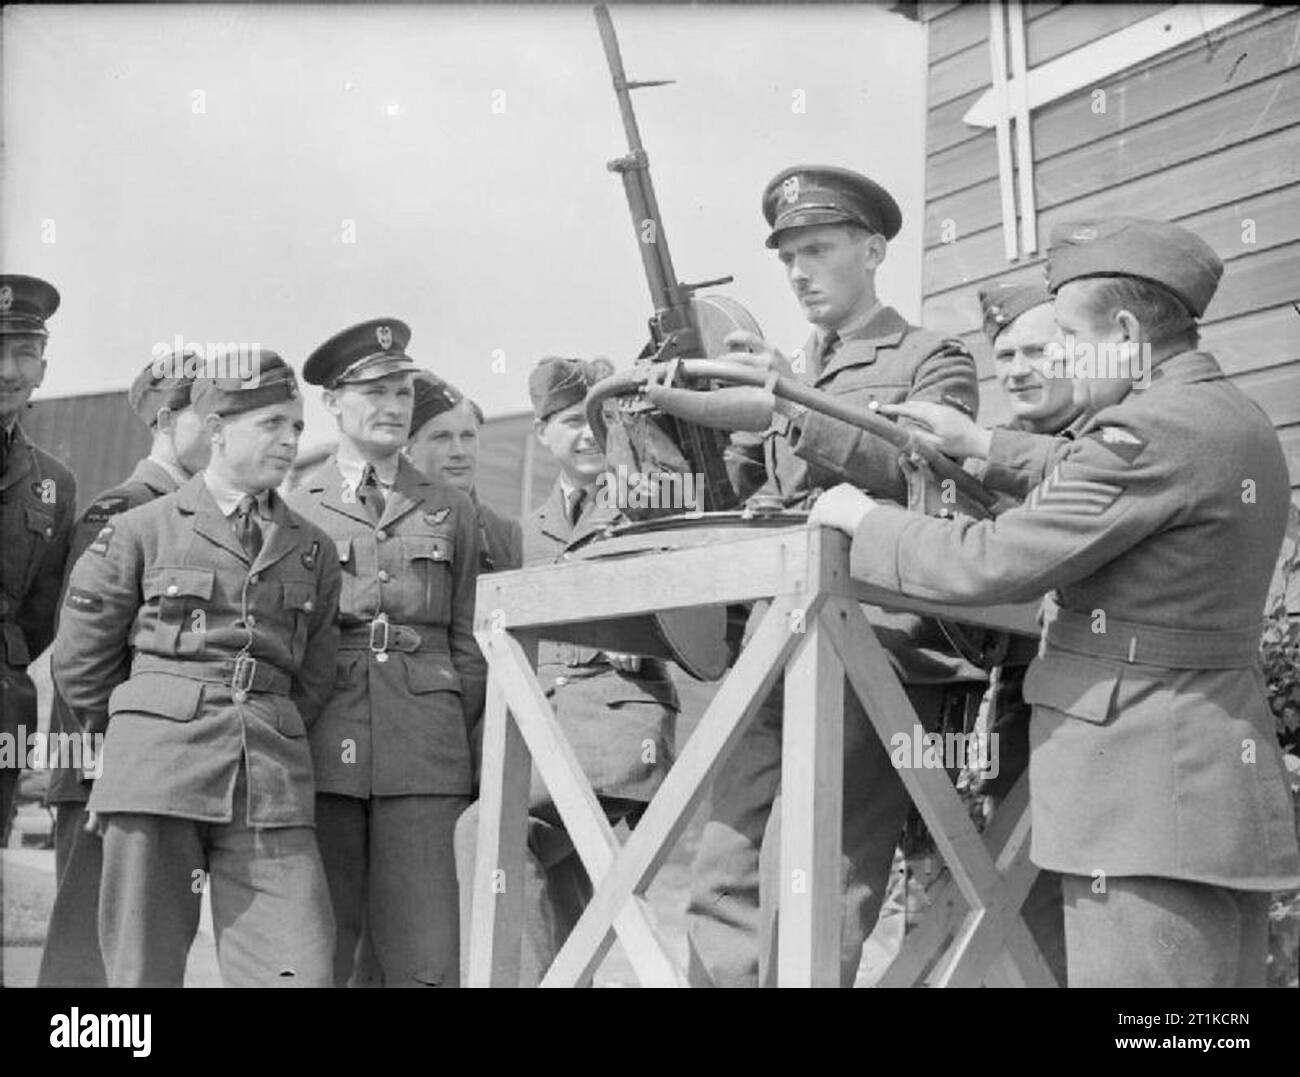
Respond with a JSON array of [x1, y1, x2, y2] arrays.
[[917, 3, 1300, 489]]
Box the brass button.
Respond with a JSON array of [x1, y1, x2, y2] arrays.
[[375, 652, 389, 663], [166, 584, 179, 596], [554, 676, 567, 687], [376, 529, 388, 541], [378, 570, 391, 583], [233, 690, 248, 703], [246, 615, 256, 627], [303, 600, 313, 612], [249, 573, 260, 584]]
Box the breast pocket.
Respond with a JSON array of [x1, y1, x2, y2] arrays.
[[142, 567, 216, 655], [403, 534, 455, 622]]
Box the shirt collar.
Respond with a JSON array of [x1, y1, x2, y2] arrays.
[[336, 440, 401, 493], [202, 468, 269, 518]]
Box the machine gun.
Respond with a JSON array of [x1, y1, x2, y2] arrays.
[[587, 3, 760, 517]]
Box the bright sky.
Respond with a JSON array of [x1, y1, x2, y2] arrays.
[[4, 2, 926, 453]]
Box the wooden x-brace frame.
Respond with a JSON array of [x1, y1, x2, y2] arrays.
[[467, 525, 1057, 987]]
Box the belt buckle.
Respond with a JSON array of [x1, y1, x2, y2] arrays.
[[370, 613, 391, 663], [231, 653, 257, 701]]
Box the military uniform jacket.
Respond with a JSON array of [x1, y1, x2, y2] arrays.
[[1, 423, 75, 745], [475, 495, 523, 573], [849, 350, 1300, 889], [47, 458, 181, 805], [288, 456, 487, 799], [527, 480, 677, 802], [732, 306, 985, 685], [50, 475, 341, 827]]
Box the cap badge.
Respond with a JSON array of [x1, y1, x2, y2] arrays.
[[0, 286, 12, 313], [782, 176, 800, 204], [376, 325, 393, 350], [1071, 226, 1098, 242]]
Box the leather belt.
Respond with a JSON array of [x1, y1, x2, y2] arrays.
[[338, 614, 450, 662], [1045, 607, 1262, 669], [130, 652, 292, 697]]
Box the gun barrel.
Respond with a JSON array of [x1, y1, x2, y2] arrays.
[[594, 4, 683, 321]]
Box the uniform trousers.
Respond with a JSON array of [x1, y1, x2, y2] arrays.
[[687, 679, 969, 988], [1060, 874, 1270, 988], [98, 765, 334, 987], [315, 792, 469, 988], [37, 802, 107, 987], [454, 796, 644, 987]]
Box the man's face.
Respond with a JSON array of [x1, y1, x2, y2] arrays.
[[535, 400, 604, 484], [1052, 281, 1138, 413], [159, 405, 212, 476], [208, 398, 304, 492], [776, 224, 883, 330], [993, 303, 1076, 428], [0, 335, 47, 424], [325, 373, 414, 455], [407, 399, 480, 493]]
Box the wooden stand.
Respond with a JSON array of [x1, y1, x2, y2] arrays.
[[467, 525, 1057, 987]]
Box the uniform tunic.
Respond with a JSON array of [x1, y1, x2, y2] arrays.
[[0, 422, 75, 837], [476, 495, 523, 574], [526, 478, 677, 801], [287, 455, 487, 797], [52, 474, 342, 827], [46, 458, 181, 807], [847, 350, 1300, 890]]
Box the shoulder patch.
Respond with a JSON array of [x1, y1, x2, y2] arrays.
[[423, 508, 451, 526], [87, 524, 115, 555], [1088, 425, 1148, 464], [83, 494, 131, 525], [65, 588, 104, 613]]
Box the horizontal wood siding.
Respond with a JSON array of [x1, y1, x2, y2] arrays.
[[920, 3, 1300, 493]]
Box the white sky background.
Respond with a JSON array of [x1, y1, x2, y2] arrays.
[[4, 2, 926, 454]]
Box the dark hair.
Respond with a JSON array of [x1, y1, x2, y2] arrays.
[[1082, 277, 1199, 349]]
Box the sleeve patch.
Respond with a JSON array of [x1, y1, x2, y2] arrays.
[[87, 524, 115, 555], [83, 495, 130, 524], [65, 588, 104, 612], [1026, 465, 1123, 516], [1089, 425, 1148, 464]]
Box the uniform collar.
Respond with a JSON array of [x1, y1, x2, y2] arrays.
[[828, 299, 884, 341], [127, 457, 184, 496], [202, 467, 270, 518], [336, 440, 400, 492], [1146, 348, 1224, 389], [145, 447, 192, 489]]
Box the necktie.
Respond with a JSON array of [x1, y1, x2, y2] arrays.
[[568, 487, 588, 526], [358, 465, 386, 525], [234, 495, 263, 561], [819, 330, 842, 369]]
